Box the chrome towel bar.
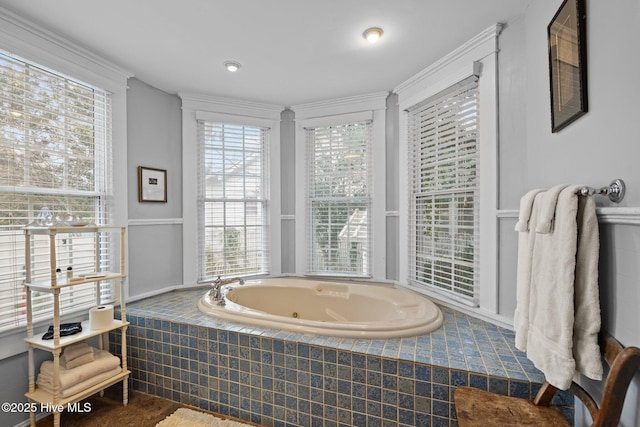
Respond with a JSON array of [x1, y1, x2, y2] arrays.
[[577, 179, 626, 203]]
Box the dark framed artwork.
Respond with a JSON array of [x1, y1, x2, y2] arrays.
[[548, 0, 588, 133], [138, 166, 167, 202]]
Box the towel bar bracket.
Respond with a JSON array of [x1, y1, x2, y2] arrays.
[[578, 179, 625, 203]]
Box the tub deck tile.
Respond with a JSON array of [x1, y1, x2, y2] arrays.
[[113, 288, 573, 427]]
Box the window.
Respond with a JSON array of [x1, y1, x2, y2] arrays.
[[197, 121, 269, 280], [407, 78, 479, 303], [0, 51, 113, 332], [306, 121, 372, 276]]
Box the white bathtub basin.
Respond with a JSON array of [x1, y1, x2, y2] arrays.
[[197, 277, 443, 338]]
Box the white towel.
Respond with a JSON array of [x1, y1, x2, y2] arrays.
[[61, 350, 95, 369], [572, 193, 603, 380], [37, 349, 120, 390], [514, 186, 602, 390], [514, 188, 543, 232], [37, 366, 122, 398], [535, 184, 568, 234], [62, 343, 92, 361], [513, 191, 544, 350]]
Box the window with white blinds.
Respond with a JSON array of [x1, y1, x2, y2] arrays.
[[197, 121, 269, 281], [407, 78, 479, 303], [0, 51, 114, 332], [306, 121, 372, 276]]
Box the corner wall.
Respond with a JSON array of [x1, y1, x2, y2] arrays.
[[497, 1, 640, 425], [127, 78, 184, 299]]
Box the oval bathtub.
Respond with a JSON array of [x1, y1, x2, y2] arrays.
[[197, 278, 443, 338]]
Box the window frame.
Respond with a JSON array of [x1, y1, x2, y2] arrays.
[[0, 8, 130, 359], [292, 94, 388, 281], [396, 24, 500, 318], [180, 96, 283, 287], [196, 120, 270, 281], [0, 50, 115, 333], [305, 120, 373, 276]]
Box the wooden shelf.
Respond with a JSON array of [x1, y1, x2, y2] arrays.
[[25, 272, 125, 291], [24, 225, 129, 426], [23, 225, 124, 235], [25, 319, 129, 350], [25, 370, 130, 406]]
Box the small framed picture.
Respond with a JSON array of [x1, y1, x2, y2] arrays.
[[548, 0, 588, 133], [138, 166, 167, 202]]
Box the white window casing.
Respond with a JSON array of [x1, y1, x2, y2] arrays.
[[0, 7, 130, 358], [406, 77, 480, 305], [180, 94, 283, 286], [396, 24, 501, 319], [292, 93, 388, 281], [196, 120, 269, 280]]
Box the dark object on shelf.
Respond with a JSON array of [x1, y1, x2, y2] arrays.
[[41, 322, 83, 340]]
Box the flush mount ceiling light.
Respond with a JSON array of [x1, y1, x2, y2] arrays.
[[224, 61, 241, 72], [363, 27, 384, 44]]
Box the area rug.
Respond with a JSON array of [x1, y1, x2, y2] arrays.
[[155, 408, 254, 427]]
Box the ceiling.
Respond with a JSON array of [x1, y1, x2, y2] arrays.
[[0, 0, 530, 107]]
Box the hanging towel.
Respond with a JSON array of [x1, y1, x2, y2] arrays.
[[513, 191, 544, 350], [535, 184, 569, 234], [572, 193, 603, 380], [514, 185, 602, 390], [514, 188, 544, 232]]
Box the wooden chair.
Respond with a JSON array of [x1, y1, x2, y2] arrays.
[[454, 331, 640, 426]]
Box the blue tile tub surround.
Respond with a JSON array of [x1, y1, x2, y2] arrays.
[[110, 289, 574, 426]]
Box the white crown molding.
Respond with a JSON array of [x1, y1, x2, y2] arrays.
[[291, 92, 388, 120], [0, 7, 132, 89], [394, 23, 503, 97], [178, 92, 284, 120]]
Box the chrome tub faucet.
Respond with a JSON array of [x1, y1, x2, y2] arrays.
[[209, 276, 245, 305]]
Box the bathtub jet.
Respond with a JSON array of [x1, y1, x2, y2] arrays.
[[197, 277, 444, 338]]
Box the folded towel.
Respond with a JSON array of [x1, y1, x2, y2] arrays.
[[37, 366, 122, 398], [61, 350, 95, 369], [514, 189, 543, 232], [41, 322, 83, 340], [62, 343, 92, 361], [37, 349, 120, 390], [535, 184, 569, 234]]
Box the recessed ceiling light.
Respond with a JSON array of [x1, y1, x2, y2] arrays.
[[224, 61, 241, 72], [363, 27, 384, 44]]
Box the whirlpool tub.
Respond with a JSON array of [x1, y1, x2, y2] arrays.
[[197, 277, 443, 338]]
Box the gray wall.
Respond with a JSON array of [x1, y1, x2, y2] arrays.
[[280, 108, 296, 274], [127, 78, 183, 298], [496, 1, 640, 425]]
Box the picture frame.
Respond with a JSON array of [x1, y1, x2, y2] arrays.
[[548, 0, 588, 133], [138, 166, 167, 202]]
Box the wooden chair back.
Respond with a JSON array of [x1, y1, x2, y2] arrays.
[[533, 331, 640, 427]]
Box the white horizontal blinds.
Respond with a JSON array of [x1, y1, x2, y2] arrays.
[[198, 120, 269, 281], [0, 51, 113, 332], [408, 78, 479, 303], [306, 121, 372, 276]]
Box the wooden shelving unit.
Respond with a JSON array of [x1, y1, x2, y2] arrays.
[[23, 226, 129, 427]]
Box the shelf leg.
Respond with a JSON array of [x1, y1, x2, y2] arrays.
[[29, 399, 35, 427], [122, 324, 129, 406]]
